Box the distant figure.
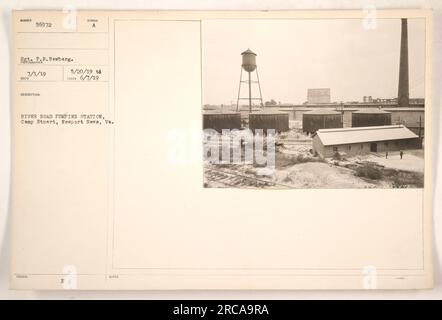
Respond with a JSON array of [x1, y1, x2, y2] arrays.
[[385, 151, 388, 159], [400, 150, 404, 160]]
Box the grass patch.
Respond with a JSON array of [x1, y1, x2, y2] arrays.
[[383, 168, 424, 188], [353, 161, 423, 188], [354, 163, 383, 180]]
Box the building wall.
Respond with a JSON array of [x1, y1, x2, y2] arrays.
[[203, 113, 241, 132], [291, 107, 425, 135], [313, 138, 422, 158], [320, 142, 371, 158], [352, 113, 392, 127], [294, 110, 309, 121], [278, 108, 296, 120], [342, 110, 353, 127], [307, 88, 331, 104], [249, 113, 290, 133], [388, 110, 424, 124], [387, 110, 425, 137], [302, 114, 342, 134], [343, 109, 424, 132]]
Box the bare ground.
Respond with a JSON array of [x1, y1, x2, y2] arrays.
[[203, 129, 424, 189]]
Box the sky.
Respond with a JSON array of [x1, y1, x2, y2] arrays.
[[202, 18, 426, 105]]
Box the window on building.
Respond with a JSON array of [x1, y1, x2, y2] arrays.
[[384, 142, 389, 147], [347, 145, 351, 150], [333, 146, 338, 152], [360, 144, 363, 149]]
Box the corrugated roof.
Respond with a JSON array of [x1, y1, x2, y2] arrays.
[[316, 125, 418, 146], [305, 109, 340, 115], [241, 48, 256, 55], [353, 108, 391, 114]]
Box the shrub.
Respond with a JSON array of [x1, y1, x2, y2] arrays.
[[332, 152, 341, 161], [355, 163, 383, 180], [391, 171, 424, 188]]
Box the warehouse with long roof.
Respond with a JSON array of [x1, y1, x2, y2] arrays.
[[312, 125, 421, 158]]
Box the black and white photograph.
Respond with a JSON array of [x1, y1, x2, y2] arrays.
[[2, 6, 439, 297], [202, 18, 426, 189]]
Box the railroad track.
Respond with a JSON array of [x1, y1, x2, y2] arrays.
[[204, 167, 293, 189]]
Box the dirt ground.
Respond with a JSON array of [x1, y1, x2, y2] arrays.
[[203, 128, 424, 189], [274, 162, 383, 188], [359, 150, 424, 173]]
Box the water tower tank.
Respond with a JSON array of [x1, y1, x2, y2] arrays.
[[241, 49, 257, 72]]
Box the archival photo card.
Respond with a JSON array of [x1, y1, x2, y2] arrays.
[[10, 10, 433, 290], [202, 18, 426, 189]]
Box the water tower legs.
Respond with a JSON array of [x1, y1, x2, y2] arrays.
[[236, 66, 264, 113], [236, 67, 243, 112], [248, 71, 252, 113]]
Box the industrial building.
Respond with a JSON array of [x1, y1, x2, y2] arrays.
[[363, 96, 373, 103], [249, 111, 289, 133], [384, 107, 424, 136], [352, 109, 392, 127], [203, 112, 241, 132], [312, 125, 421, 158], [302, 109, 342, 134], [307, 88, 331, 104]]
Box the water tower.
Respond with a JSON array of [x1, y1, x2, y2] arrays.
[[236, 49, 263, 113]]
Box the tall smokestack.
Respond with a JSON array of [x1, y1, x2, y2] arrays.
[[398, 18, 409, 108]]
